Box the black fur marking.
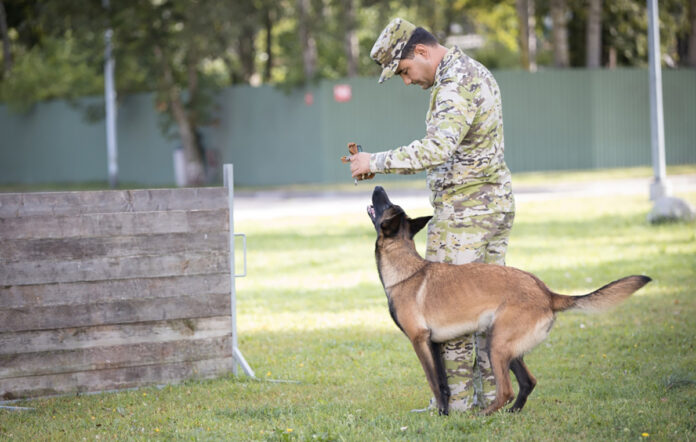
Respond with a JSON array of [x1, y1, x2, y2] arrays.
[[387, 298, 405, 334], [545, 316, 556, 333], [508, 358, 535, 412], [429, 339, 450, 415]]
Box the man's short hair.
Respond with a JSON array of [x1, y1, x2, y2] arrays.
[[399, 27, 439, 60]]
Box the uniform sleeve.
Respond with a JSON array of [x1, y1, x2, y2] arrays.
[[369, 82, 477, 174]]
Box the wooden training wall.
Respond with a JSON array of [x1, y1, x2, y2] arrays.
[[0, 187, 236, 400]]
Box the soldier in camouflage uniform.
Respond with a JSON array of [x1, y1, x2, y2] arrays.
[[350, 18, 515, 412]]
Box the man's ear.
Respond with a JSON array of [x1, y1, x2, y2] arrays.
[[413, 43, 428, 58], [409, 216, 432, 238]]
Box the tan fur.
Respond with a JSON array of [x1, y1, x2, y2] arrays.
[[371, 200, 651, 416]]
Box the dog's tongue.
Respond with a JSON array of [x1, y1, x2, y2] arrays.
[[367, 205, 376, 218]]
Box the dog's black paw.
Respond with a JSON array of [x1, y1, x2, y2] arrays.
[[438, 406, 449, 416]]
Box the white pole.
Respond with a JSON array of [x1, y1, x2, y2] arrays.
[[645, 0, 695, 223], [223, 164, 255, 378], [647, 0, 669, 201], [104, 0, 118, 188]]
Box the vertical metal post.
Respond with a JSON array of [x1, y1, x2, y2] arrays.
[[223, 164, 255, 378], [647, 0, 670, 201], [103, 0, 118, 188]]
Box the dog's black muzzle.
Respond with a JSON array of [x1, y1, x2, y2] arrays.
[[368, 186, 393, 224]]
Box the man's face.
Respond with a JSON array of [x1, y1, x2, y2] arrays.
[[396, 53, 434, 89]]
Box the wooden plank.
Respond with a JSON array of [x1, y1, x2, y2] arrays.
[[0, 274, 230, 309], [0, 187, 228, 218], [0, 357, 234, 401], [0, 209, 228, 240], [0, 317, 232, 355], [0, 251, 229, 286], [0, 335, 232, 379], [0, 231, 229, 264], [0, 292, 231, 332], [0, 187, 241, 400]]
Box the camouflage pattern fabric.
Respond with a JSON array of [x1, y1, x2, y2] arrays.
[[369, 18, 417, 84], [426, 211, 514, 265], [369, 46, 514, 217], [427, 212, 513, 411]]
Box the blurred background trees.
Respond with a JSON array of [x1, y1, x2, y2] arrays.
[[1, 0, 694, 184]]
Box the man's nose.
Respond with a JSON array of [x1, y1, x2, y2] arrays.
[[401, 75, 411, 85]]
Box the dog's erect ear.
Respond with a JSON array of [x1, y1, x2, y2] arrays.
[[380, 209, 404, 237], [409, 216, 432, 238]]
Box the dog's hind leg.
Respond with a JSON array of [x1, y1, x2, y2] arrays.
[[410, 330, 450, 415], [482, 329, 516, 415], [508, 357, 536, 412]]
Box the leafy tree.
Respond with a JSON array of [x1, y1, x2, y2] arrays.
[[1, 0, 694, 186], [0, 1, 11, 76]]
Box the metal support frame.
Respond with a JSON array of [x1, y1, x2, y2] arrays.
[[103, 0, 118, 188], [647, 0, 669, 201], [223, 164, 255, 378]]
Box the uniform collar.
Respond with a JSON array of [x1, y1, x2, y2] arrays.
[[434, 46, 461, 88]]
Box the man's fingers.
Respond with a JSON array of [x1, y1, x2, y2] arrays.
[[349, 152, 371, 179]]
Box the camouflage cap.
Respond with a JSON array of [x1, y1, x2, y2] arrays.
[[370, 18, 417, 83]]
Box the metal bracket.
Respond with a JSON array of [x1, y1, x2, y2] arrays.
[[234, 233, 247, 277]]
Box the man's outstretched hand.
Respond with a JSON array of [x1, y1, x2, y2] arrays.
[[351, 152, 373, 181], [340, 142, 374, 182]]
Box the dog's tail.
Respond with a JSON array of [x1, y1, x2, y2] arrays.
[[550, 275, 651, 313]]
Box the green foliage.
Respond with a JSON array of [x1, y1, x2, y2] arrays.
[[564, 0, 693, 68], [1, 179, 694, 440], [1, 0, 694, 105], [0, 33, 102, 112]]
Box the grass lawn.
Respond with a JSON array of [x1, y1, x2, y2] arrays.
[[1, 181, 695, 440], [1, 164, 695, 194]]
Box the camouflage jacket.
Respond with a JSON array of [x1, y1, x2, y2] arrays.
[[369, 46, 514, 217]]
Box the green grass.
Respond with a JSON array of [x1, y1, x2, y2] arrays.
[[1, 187, 695, 441]]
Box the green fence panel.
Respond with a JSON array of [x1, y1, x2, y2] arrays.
[[1, 69, 694, 187], [0, 99, 106, 184]]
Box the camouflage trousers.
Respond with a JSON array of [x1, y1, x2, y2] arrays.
[[425, 211, 515, 412]]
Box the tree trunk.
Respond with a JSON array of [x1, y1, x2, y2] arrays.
[[550, 0, 569, 68], [155, 45, 205, 186], [343, 0, 358, 77], [169, 89, 204, 186], [689, 0, 696, 67], [586, 0, 602, 68], [238, 23, 256, 83], [297, 0, 317, 81], [0, 0, 12, 76], [264, 6, 273, 82], [516, 0, 537, 71]]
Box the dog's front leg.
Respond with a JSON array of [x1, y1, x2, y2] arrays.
[[410, 330, 450, 415]]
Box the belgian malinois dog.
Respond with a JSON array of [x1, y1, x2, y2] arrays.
[[367, 186, 651, 416]]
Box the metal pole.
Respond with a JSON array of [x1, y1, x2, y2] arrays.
[[223, 164, 255, 378], [647, 0, 669, 201], [103, 0, 118, 188]]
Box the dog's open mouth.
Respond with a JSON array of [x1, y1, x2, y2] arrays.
[[367, 205, 376, 220]]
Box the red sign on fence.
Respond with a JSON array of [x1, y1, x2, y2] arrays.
[[333, 84, 352, 103], [304, 92, 314, 106]]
